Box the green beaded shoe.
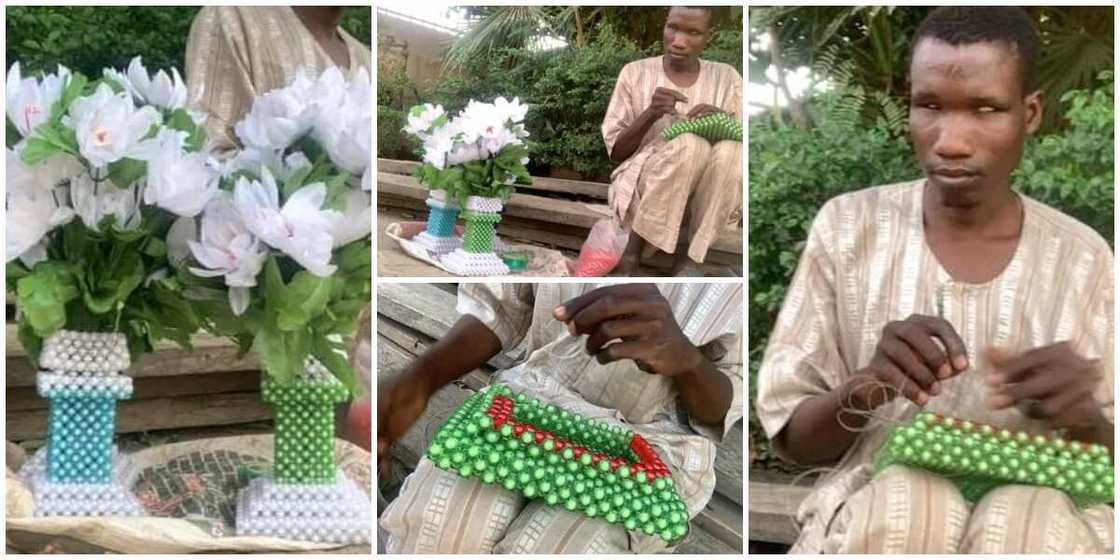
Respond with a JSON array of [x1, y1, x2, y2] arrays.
[[426, 384, 690, 544], [875, 412, 1113, 507], [661, 112, 743, 143]]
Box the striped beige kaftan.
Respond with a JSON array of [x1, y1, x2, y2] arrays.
[[184, 6, 371, 156], [756, 179, 1114, 553], [380, 283, 743, 553], [602, 56, 743, 263]]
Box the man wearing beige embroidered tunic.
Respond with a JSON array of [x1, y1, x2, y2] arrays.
[[756, 7, 1114, 554], [603, 7, 743, 275], [378, 284, 743, 553], [184, 6, 372, 155]]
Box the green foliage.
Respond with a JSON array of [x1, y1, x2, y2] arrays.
[[7, 6, 371, 76], [748, 77, 1114, 468], [1014, 72, 1115, 245]]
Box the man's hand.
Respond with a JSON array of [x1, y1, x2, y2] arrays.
[[647, 87, 689, 119], [553, 284, 702, 376], [377, 375, 431, 479], [848, 314, 970, 409], [985, 343, 1106, 430], [686, 103, 723, 119]]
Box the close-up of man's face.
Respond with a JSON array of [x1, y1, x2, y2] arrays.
[[908, 38, 1042, 207], [663, 7, 712, 64]]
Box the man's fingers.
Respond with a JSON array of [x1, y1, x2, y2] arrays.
[[585, 318, 653, 355], [554, 284, 656, 322], [987, 342, 1084, 385], [595, 340, 645, 366], [876, 363, 929, 406], [913, 315, 969, 370], [878, 338, 939, 394], [891, 322, 953, 382]]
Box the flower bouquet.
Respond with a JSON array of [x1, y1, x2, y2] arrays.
[[6, 57, 213, 516], [169, 66, 371, 544], [402, 97, 531, 275]]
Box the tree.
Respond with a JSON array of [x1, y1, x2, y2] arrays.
[[750, 6, 1113, 132]]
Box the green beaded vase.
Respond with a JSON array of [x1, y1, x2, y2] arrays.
[[262, 371, 349, 484], [875, 411, 1113, 507], [661, 112, 743, 143], [425, 384, 690, 544], [462, 211, 501, 253]]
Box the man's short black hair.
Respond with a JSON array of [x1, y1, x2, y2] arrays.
[[669, 6, 715, 31], [911, 7, 1040, 94]]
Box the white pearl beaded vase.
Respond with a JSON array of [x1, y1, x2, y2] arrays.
[[19, 330, 144, 517]]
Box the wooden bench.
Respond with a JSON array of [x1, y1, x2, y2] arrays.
[[5, 320, 271, 443], [376, 158, 743, 272], [377, 283, 743, 553], [748, 469, 813, 547]]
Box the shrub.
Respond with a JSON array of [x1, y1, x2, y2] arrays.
[[7, 6, 371, 76]]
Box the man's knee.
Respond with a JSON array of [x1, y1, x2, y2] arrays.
[[664, 132, 712, 162], [380, 458, 526, 553], [963, 485, 1103, 553], [709, 139, 742, 168], [494, 501, 629, 554], [835, 465, 968, 553]]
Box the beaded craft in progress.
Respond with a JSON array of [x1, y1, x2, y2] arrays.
[[875, 411, 1114, 506], [426, 385, 690, 544], [661, 112, 743, 143]]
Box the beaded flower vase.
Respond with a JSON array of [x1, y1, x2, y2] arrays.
[[426, 384, 690, 544], [661, 112, 743, 143], [236, 359, 370, 544], [413, 188, 463, 255], [875, 411, 1113, 507], [18, 330, 145, 516], [441, 195, 510, 276]]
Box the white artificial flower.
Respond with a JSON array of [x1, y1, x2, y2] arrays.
[[404, 103, 447, 136], [140, 128, 220, 217], [5, 150, 76, 264], [330, 190, 372, 248], [233, 72, 315, 150], [166, 215, 195, 267], [64, 83, 161, 168], [124, 56, 187, 111], [494, 96, 529, 124], [361, 167, 371, 192], [311, 67, 371, 176], [6, 62, 70, 138], [422, 122, 458, 169], [233, 168, 339, 277], [69, 170, 142, 231], [187, 193, 268, 316]]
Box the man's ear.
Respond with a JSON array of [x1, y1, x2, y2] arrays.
[[1024, 89, 1043, 135]]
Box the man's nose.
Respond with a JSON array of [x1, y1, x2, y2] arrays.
[[933, 115, 974, 160], [671, 33, 688, 50]]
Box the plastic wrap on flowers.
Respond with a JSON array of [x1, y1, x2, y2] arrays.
[[426, 385, 690, 544], [20, 330, 145, 517], [874, 411, 1113, 507]]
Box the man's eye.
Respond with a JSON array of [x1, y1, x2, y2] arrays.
[[977, 106, 999, 113]]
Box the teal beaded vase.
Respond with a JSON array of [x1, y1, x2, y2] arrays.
[[19, 330, 145, 516], [440, 195, 510, 276], [414, 189, 462, 255], [236, 358, 370, 544], [426, 384, 690, 544], [875, 411, 1113, 507]]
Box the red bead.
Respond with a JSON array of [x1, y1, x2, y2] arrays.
[[573, 447, 584, 458], [513, 424, 527, 436], [534, 431, 546, 444]]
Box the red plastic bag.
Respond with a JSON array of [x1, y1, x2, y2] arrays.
[[573, 218, 630, 277]]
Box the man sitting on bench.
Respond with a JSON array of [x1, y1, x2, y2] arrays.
[[602, 6, 743, 275], [378, 283, 742, 553]]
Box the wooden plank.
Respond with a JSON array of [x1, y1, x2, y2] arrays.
[[678, 525, 740, 554], [714, 422, 744, 505], [7, 391, 273, 441], [379, 172, 742, 255], [693, 492, 743, 551], [747, 478, 812, 545], [6, 370, 262, 412], [378, 158, 609, 200], [6, 326, 257, 388]]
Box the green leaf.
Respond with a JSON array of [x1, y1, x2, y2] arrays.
[[275, 272, 333, 331], [17, 262, 79, 337], [311, 337, 359, 397], [108, 157, 146, 189], [253, 323, 310, 384], [50, 72, 88, 126], [20, 137, 62, 165], [17, 319, 44, 370]]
